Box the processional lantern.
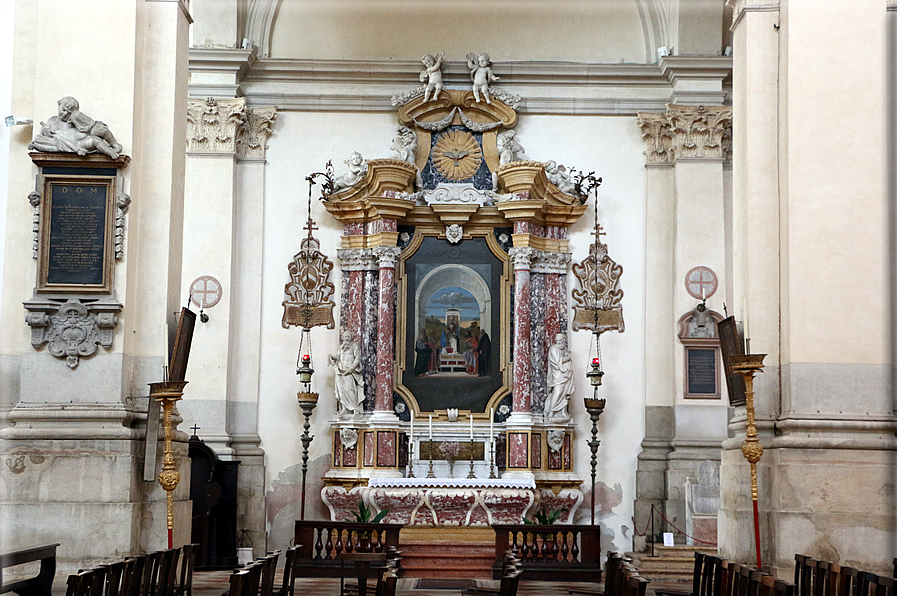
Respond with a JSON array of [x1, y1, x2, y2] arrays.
[[288, 162, 337, 520], [572, 169, 614, 527]]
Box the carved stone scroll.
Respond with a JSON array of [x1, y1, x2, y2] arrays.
[[571, 241, 625, 333], [281, 237, 336, 329]]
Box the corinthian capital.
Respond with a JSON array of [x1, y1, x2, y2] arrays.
[[508, 247, 535, 270], [237, 106, 277, 161], [375, 246, 401, 269], [186, 97, 246, 154], [637, 105, 732, 165]]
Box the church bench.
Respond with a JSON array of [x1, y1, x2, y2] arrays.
[[491, 524, 601, 582], [0, 544, 60, 596]]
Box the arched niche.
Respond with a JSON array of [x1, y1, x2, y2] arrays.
[[415, 263, 492, 342]]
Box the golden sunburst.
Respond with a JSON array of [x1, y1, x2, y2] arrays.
[[433, 129, 482, 181]]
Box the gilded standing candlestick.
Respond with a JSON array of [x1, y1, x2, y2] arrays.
[[407, 434, 415, 478], [727, 353, 766, 568], [149, 380, 188, 547], [488, 438, 497, 479]]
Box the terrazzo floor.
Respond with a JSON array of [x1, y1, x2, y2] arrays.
[[192, 568, 686, 596]]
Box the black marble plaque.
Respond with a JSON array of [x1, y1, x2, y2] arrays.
[[687, 347, 718, 396], [45, 182, 109, 287]]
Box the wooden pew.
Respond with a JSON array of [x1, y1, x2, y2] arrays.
[[0, 544, 60, 596]]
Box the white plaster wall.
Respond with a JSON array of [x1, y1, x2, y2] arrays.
[[0, 0, 13, 329], [268, 0, 647, 63], [258, 109, 647, 552]]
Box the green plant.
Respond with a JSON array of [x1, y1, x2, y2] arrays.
[[346, 501, 389, 525], [524, 506, 567, 525]]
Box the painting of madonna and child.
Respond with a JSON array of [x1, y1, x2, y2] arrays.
[[401, 237, 505, 414]]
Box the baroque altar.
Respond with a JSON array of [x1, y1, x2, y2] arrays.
[[290, 54, 624, 526]]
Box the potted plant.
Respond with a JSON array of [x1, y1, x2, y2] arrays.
[[522, 506, 568, 556], [345, 501, 389, 552]]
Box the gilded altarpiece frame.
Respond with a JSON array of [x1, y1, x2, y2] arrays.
[[395, 230, 512, 415]]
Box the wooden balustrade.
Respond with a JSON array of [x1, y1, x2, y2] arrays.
[[293, 521, 403, 578], [491, 524, 601, 581]]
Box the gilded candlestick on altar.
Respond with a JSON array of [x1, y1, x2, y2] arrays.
[[149, 380, 188, 548]]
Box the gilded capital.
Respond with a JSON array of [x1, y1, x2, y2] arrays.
[[237, 106, 277, 161], [186, 97, 246, 154]]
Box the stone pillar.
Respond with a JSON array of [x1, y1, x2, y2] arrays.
[[0, 0, 191, 571], [634, 102, 732, 541], [229, 105, 276, 555], [723, 0, 896, 573], [179, 97, 246, 455]]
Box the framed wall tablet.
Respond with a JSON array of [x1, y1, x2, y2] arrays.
[[37, 174, 116, 294]]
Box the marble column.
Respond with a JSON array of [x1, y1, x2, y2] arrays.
[[373, 244, 401, 416], [504, 245, 535, 476]]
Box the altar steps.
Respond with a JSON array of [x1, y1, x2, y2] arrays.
[[399, 542, 495, 579], [627, 545, 718, 581]]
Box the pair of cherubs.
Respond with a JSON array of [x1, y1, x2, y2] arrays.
[[419, 52, 499, 104]]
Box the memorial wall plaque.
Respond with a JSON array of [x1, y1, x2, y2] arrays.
[[685, 347, 719, 398], [38, 175, 115, 293]]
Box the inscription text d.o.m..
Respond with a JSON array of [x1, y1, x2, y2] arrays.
[[38, 176, 115, 294]]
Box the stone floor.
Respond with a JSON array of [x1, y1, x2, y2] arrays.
[[193, 568, 686, 596]]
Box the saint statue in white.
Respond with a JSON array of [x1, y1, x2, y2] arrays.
[[544, 333, 575, 422], [329, 330, 364, 419], [466, 52, 499, 104]]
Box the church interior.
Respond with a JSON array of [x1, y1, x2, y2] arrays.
[[0, 0, 895, 594]]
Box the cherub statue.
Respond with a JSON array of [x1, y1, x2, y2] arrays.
[[544, 160, 576, 194], [466, 52, 499, 104], [28, 96, 123, 159], [390, 126, 417, 164], [497, 130, 525, 166], [544, 334, 575, 422], [332, 151, 368, 192], [419, 52, 445, 103]]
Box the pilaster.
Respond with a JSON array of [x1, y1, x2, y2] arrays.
[[179, 96, 246, 456]]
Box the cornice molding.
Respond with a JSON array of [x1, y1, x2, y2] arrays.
[[727, 0, 780, 30], [189, 57, 734, 116]]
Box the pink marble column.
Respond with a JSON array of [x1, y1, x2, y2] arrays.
[[510, 246, 534, 413], [338, 223, 368, 337], [374, 244, 400, 412]]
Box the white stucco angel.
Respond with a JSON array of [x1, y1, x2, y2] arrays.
[[497, 130, 525, 166], [332, 151, 368, 192], [466, 52, 499, 104], [391, 126, 417, 164], [544, 333, 575, 422], [329, 330, 365, 419], [419, 52, 445, 102], [544, 160, 576, 194]]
